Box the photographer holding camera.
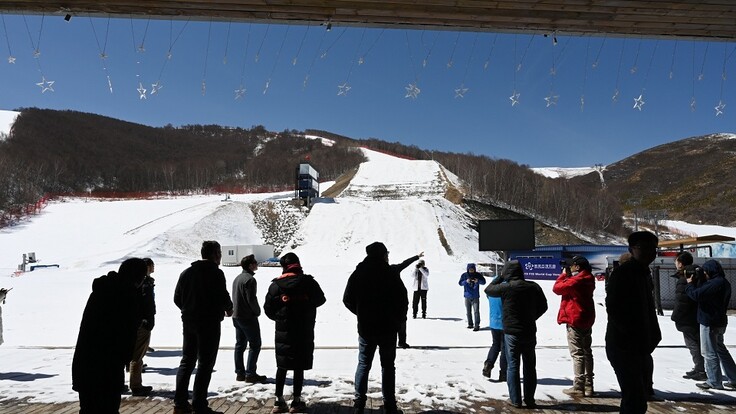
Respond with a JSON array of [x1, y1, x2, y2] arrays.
[[459, 263, 486, 331], [670, 252, 706, 381], [553, 256, 596, 397]]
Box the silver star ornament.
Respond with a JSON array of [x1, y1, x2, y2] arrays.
[[7, 56, 16, 64], [633, 94, 645, 111], [337, 82, 351, 96], [454, 84, 469, 98], [509, 91, 520, 107], [405, 83, 421, 99], [715, 100, 726, 116], [544, 94, 559, 107], [36, 76, 54, 93]]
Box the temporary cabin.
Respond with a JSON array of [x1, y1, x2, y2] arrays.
[[221, 245, 275, 267]]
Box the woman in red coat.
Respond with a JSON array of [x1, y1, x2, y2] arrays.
[[553, 255, 596, 397]]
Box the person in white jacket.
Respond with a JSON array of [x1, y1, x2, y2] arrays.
[[412, 260, 429, 319], [0, 287, 9, 346]]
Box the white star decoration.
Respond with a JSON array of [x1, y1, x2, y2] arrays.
[[263, 79, 271, 95], [106, 75, 113, 93], [36, 76, 54, 93], [358, 57, 365, 65], [630, 66, 637, 74], [633, 94, 645, 111], [405, 83, 420, 99], [715, 100, 726, 116], [151, 82, 162, 95], [99, 52, 108, 60], [580, 95, 585, 111], [166, 51, 172, 60], [7, 56, 15, 64], [544, 94, 559, 107], [337, 82, 351, 96], [33, 49, 40, 58], [690, 97, 696, 112], [137, 82, 147, 99], [611, 89, 620, 103], [201, 80, 206, 96], [509, 91, 520, 106], [234, 85, 246, 100], [454, 84, 469, 98]]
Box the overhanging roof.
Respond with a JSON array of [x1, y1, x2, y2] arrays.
[[658, 234, 736, 248], [1, 1, 735, 41]]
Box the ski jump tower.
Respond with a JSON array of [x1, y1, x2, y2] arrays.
[[295, 162, 319, 207]]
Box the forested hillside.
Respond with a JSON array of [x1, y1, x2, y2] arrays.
[[0, 109, 364, 221]]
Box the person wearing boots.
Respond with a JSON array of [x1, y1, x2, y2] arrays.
[[232, 254, 268, 384], [128, 258, 157, 397], [671, 252, 706, 381], [411, 260, 429, 319], [553, 255, 596, 397]]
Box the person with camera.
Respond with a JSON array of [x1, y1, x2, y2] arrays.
[[459, 263, 486, 331], [605, 231, 662, 414], [670, 252, 706, 381], [685, 259, 736, 391], [553, 256, 596, 397]]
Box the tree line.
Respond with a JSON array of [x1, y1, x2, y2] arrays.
[[0, 109, 364, 224]]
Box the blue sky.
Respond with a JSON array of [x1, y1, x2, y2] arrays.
[[0, 14, 734, 167]]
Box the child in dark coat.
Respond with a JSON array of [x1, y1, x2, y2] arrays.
[[264, 253, 326, 413]]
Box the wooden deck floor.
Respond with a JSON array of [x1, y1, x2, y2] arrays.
[[1, 393, 735, 414]]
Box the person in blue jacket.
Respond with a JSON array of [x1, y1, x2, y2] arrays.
[[685, 259, 736, 391], [483, 273, 506, 381], [459, 263, 486, 331]]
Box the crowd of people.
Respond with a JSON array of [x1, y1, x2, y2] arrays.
[[61, 231, 735, 414]]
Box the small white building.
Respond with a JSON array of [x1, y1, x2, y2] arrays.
[[221, 245, 275, 267]]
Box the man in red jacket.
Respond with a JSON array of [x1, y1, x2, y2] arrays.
[[553, 255, 596, 397]]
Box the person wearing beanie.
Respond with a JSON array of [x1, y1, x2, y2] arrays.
[[232, 254, 268, 384], [344, 242, 422, 414], [459, 263, 486, 331], [685, 259, 736, 391], [553, 255, 596, 397], [264, 252, 326, 413]]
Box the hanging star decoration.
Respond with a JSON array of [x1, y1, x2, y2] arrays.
[[611, 89, 620, 103], [422, 59, 428, 68], [222, 56, 228, 65], [580, 95, 585, 111], [549, 67, 556, 76], [106, 76, 113, 94], [358, 56, 365, 65], [292, 57, 298, 66], [591, 60, 599, 69], [698, 73, 704, 81], [137, 44, 146, 53], [630, 65, 637, 74], [544, 94, 559, 107], [405, 83, 421, 99], [715, 100, 726, 116], [446, 60, 453, 68], [690, 97, 696, 112], [633, 94, 645, 111], [166, 51, 172, 60], [454, 84, 469, 98], [509, 91, 520, 106], [33, 49, 40, 58], [99, 52, 108, 60], [263, 79, 270, 95], [7, 56, 15, 64], [337, 82, 351, 96], [36, 76, 54, 93], [150, 81, 162, 95], [137, 82, 147, 99], [234, 85, 246, 100], [201, 80, 206, 96]]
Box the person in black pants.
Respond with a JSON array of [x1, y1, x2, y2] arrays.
[[173, 241, 233, 414], [411, 260, 429, 319]]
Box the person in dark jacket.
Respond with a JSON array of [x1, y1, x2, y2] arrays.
[[127, 257, 156, 397], [605, 231, 662, 414], [344, 242, 418, 414], [485, 260, 548, 409], [72, 258, 147, 414], [670, 252, 706, 381], [232, 254, 267, 383], [553, 255, 596, 397], [685, 259, 736, 391], [264, 252, 326, 414], [173, 241, 234, 414], [459, 263, 486, 331]]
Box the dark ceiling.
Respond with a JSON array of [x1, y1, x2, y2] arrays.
[[1, 1, 735, 41]]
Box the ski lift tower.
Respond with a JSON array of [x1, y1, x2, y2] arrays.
[[295, 161, 319, 207]]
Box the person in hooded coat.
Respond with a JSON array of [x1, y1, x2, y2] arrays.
[[685, 259, 736, 391], [553, 255, 596, 397], [72, 258, 147, 414], [344, 242, 420, 414], [485, 260, 548, 409], [264, 252, 326, 414]]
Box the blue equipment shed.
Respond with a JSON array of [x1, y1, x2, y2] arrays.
[[507, 244, 629, 280]]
